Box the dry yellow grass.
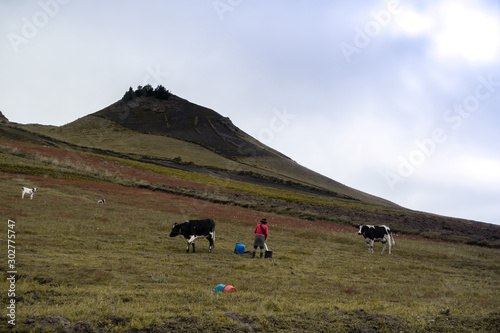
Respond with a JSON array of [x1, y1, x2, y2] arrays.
[[1, 175, 499, 332]]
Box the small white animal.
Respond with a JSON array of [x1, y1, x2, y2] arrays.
[[21, 187, 37, 200], [97, 199, 106, 204]]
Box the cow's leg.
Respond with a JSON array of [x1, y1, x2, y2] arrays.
[[186, 242, 195, 253], [381, 240, 387, 254], [208, 231, 215, 253], [369, 240, 374, 254], [186, 235, 198, 253], [387, 235, 392, 254]]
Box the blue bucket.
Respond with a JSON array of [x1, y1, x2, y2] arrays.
[[234, 243, 245, 254], [212, 284, 226, 292]]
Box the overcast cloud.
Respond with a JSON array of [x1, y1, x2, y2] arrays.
[[1, 0, 499, 224]]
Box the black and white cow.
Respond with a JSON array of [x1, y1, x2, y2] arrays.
[[357, 224, 395, 254], [169, 219, 215, 253]]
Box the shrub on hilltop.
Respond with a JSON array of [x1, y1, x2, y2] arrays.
[[122, 84, 171, 102]]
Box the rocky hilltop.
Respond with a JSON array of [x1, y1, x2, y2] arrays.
[[91, 94, 286, 159]]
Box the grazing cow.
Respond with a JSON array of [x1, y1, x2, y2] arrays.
[[169, 219, 215, 253], [97, 199, 106, 204], [357, 224, 395, 254], [21, 187, 37, 200]]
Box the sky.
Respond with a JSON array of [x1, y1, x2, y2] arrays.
[[1, 0, 500, 225]]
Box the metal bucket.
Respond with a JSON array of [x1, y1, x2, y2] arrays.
[[264, 244, 273, 258]]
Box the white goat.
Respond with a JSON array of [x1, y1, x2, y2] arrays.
[[21, 187, 37, 200]]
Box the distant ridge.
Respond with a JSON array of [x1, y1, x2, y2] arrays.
[[0, 111, 8, 123]]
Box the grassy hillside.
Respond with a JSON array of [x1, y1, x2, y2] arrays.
[[21, 95, 400, 209], [23, 116, 246, 172], [23, 118, 377, 205], [1, 173, 499, 332], [0, 132, 499, 331], [2, 137, 499, 248], [2, 91, 500, 331]]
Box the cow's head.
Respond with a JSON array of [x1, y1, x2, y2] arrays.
[[357, 224, 365, 235], [169, 223, 181, 237]]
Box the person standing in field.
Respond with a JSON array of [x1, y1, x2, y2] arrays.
[[252, 218, 268, 258]]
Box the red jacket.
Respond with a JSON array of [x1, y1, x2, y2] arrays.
[[254, 223, 268, 240]]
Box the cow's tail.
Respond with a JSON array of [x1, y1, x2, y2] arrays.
[[211, 219, 215, 247], [390, 230, 395, 247]]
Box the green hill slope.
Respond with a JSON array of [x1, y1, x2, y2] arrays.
[[24, 94, 398, 208]]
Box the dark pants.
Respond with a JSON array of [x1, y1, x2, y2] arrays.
[[253, 235, 265, 257]]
